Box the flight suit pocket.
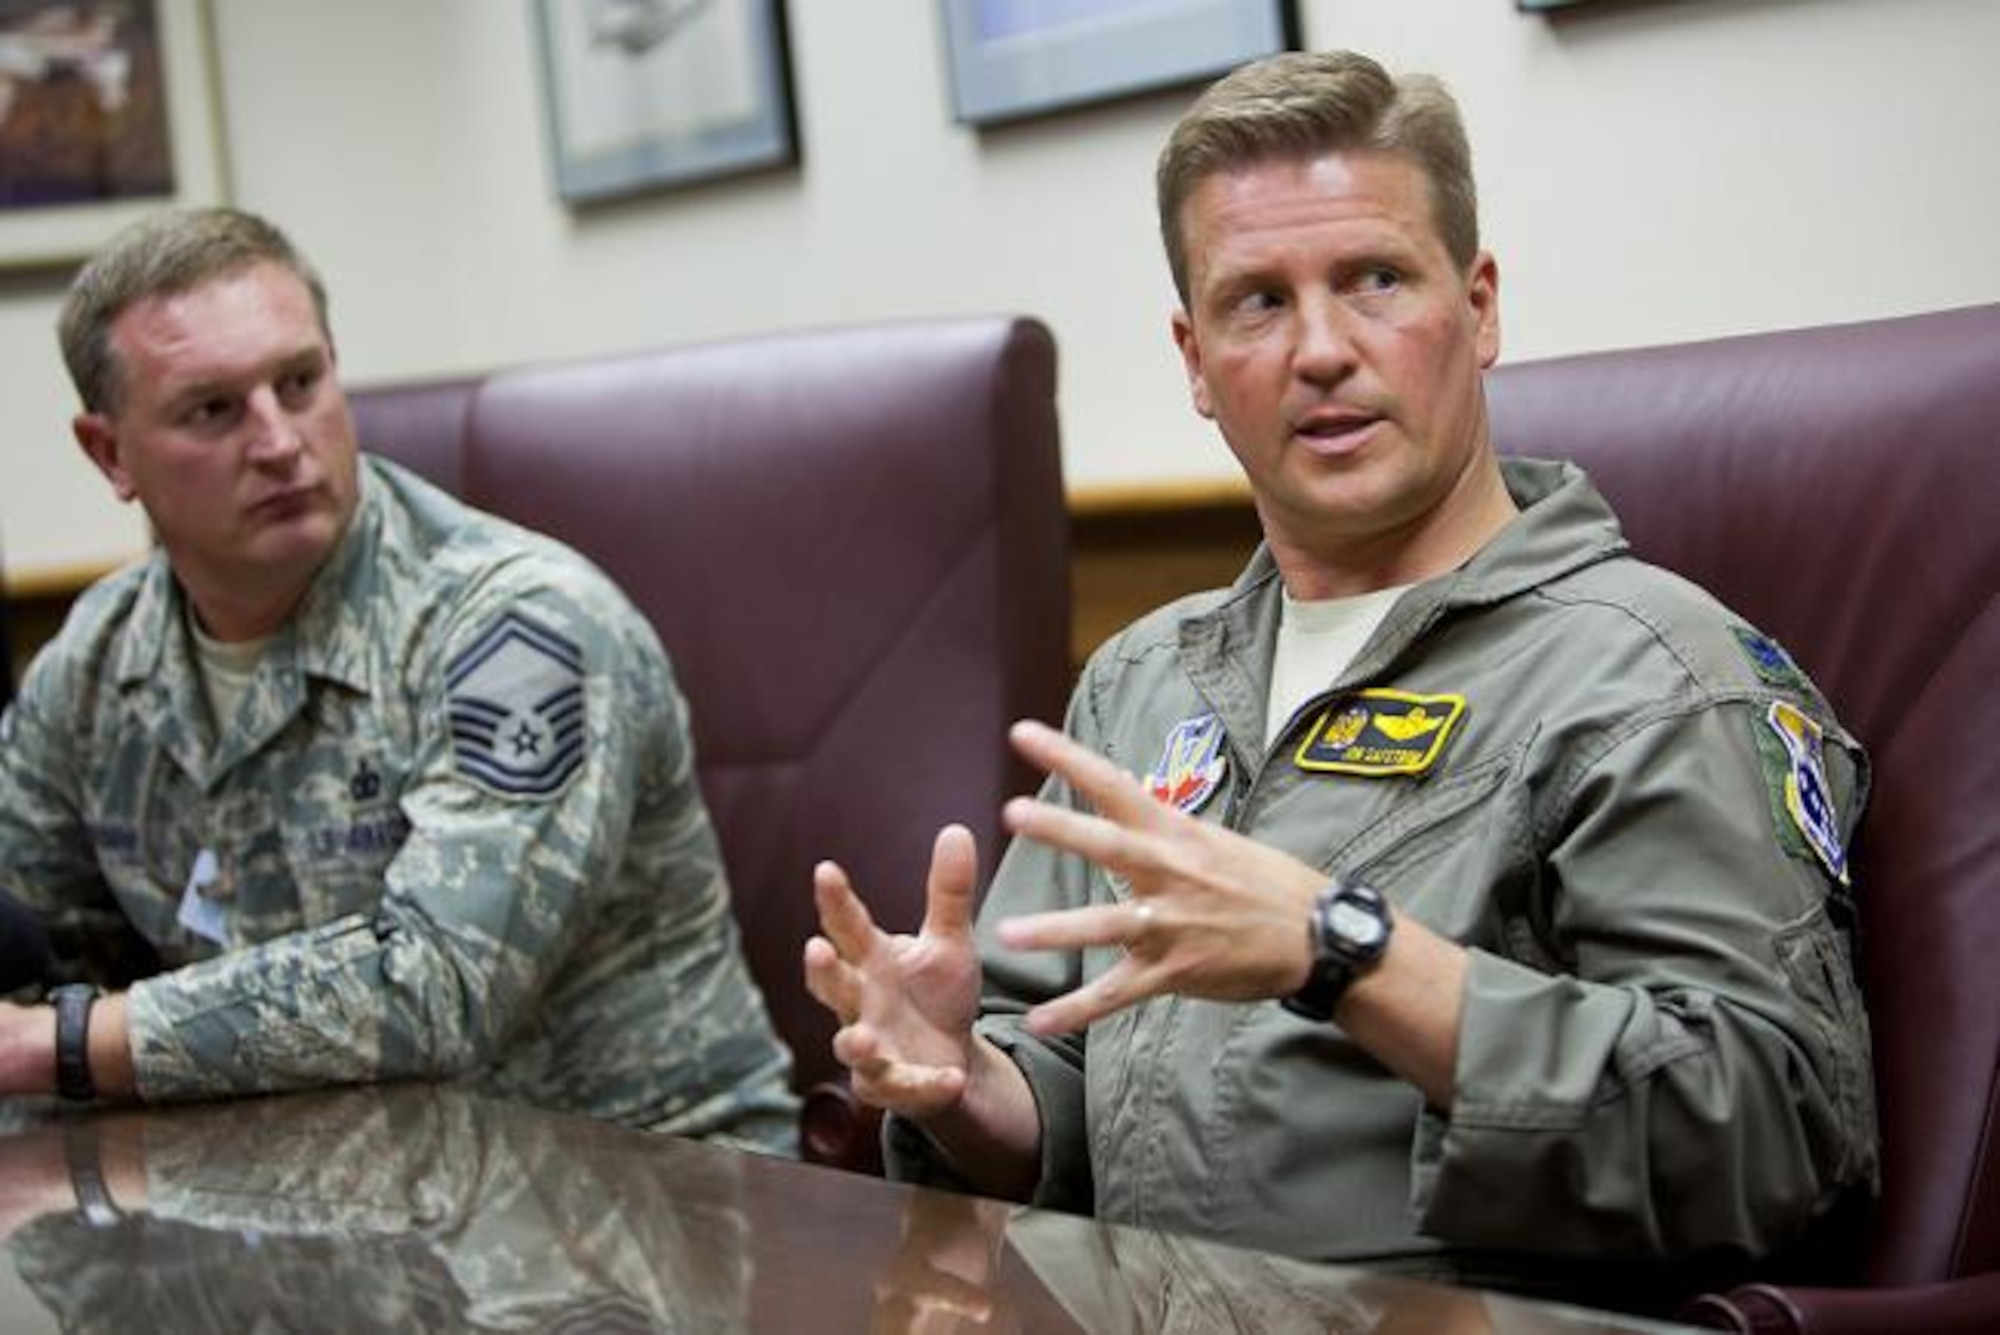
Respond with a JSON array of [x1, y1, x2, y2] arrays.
[[1331, 750, 1518, 885], [1773, 904, 1877, 1179], [1328, 748, 1538, 956]]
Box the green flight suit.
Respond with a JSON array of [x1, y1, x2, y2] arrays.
[[891, 458, 1875, 1295]]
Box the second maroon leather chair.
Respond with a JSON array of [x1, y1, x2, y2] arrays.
[[1486, 304, 2000, 1333], [352, 316, 1072, 1170]]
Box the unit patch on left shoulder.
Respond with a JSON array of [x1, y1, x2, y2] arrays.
[[445, 610, 588, 798], [1295, 689, 1466, 777], [1760, 699, 1849, 884]]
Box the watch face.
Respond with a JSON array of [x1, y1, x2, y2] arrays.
[[1329, 899, 1387, 950]]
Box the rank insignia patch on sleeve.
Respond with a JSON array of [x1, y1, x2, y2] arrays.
[[445, 611, 588, 798], [1295, 689, 1466, 777], [1732, 625, 1809, 692], [1762, 699, 1849, 883]]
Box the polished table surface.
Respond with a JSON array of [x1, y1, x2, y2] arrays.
[[0, 1086, 1709, 1333]]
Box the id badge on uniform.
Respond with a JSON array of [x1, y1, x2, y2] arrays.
[[175, 848, 229, 945]]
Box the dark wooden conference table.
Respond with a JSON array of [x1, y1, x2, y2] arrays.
[[0, 1085, 1709, 1333]]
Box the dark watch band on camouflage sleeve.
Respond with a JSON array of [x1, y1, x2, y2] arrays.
[[50, 983, 99, 1102]]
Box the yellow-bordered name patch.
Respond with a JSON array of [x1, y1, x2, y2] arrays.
[[1294, 689, 1467, 777]]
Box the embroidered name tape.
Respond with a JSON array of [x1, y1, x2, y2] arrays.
[[1765, 699, 1848, 884], [1295, 689, 1466, 777], [446, 611, 588, 798], [1144, 712, 1227, 814]]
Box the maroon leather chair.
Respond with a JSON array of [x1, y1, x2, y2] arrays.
[[350, 316, 1071, 1170], [1486, 304, 2000, 1333]]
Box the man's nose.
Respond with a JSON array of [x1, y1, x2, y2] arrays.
[[1293, 297, 1360, 383], [243, 385, 303, 463]]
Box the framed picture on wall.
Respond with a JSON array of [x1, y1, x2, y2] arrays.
[[533, 0, 798, 204], [0, 0, 228, 271], [940, 0, 1299, 127]]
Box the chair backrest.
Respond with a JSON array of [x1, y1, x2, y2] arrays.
[[1486, 304, 2000, 1288], [352, 317, 1072, 1096]]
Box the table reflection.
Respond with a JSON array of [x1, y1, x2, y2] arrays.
[[0, 1087, 749, 1332], [868, 1191, 1699, 1335], [0, 1088, 1701, 1334]]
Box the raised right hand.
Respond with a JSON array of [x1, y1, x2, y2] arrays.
[[804, 825, 984, 1119]]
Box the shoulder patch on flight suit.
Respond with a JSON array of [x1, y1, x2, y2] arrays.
[[1732, 625, 1809, 692], [1144, 712, 1227, 814], [1295, 689, 1466, 777], [445, 610, 588, 798], [1758, 699, 1849, 884]]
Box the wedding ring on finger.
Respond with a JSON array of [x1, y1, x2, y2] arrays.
[[1124, 901, 1157, 953]]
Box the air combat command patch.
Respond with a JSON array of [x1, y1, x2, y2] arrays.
[[1144, 712, 1228, 814], [1295, 689, 1466, 777], [1761, 698, 1849, 883], [445, 610, 588, 798]]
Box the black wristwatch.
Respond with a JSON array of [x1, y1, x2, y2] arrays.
[[50, 983, 99, 1102], [1282, 878, 1392, 1022]]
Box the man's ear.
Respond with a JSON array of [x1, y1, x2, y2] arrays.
[[1468, 250, 1502, 370], [74, 413, 138, 503], [1171, 307, 1216, 421]]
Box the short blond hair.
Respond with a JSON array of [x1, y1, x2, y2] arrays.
[[1156, 50, 1478, 305], [58, 207, 331, 413]]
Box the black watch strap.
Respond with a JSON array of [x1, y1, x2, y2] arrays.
[[50, 983, 99, 1102], [1282, 879, 1391, 1023]]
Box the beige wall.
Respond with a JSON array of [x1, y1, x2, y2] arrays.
[[5, 0, 1998, 583]]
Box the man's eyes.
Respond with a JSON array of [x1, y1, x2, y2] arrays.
[[175, 367, 321, 427], [1350, 265, 1403, 296], [1221, 267, 1404, 317], [1231, 289, 1285, 317], [182, 396, 241, 429], [277, 366, 322, 403]]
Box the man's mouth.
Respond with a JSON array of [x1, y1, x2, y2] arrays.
[[248, 485, 316, 519], [1291, 409, 1382, 453]]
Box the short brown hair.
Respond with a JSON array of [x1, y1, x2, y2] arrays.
[[1156, 50, 1479, 305], [58, 207, 331, 413]]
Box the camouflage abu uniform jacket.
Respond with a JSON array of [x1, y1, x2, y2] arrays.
[[891, 458, 1876, 1294], [0, 458, 795, 1147]]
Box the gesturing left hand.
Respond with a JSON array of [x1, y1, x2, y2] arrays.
[[996, 720, 1326, 1036]]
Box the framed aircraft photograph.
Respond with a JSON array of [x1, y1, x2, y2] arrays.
[[0, 0, 227, 271], [533, 0, 799, 203], [939, 0, 1298, 128]]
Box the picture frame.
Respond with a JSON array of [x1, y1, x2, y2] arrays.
[[939, 0, 1299, 128], [533, 0, 798, 204], [0, 0, 229, 272]]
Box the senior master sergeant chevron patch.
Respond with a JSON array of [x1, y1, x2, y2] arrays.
[[445, 610, 588, 798]]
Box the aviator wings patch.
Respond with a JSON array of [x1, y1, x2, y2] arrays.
[[445, 611, 588, 798]]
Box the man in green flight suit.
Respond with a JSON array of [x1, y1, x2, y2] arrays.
[[806, 50, 1876, 1308]]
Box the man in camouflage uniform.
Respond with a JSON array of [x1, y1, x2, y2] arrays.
[[0, 208, 795, 1148]]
